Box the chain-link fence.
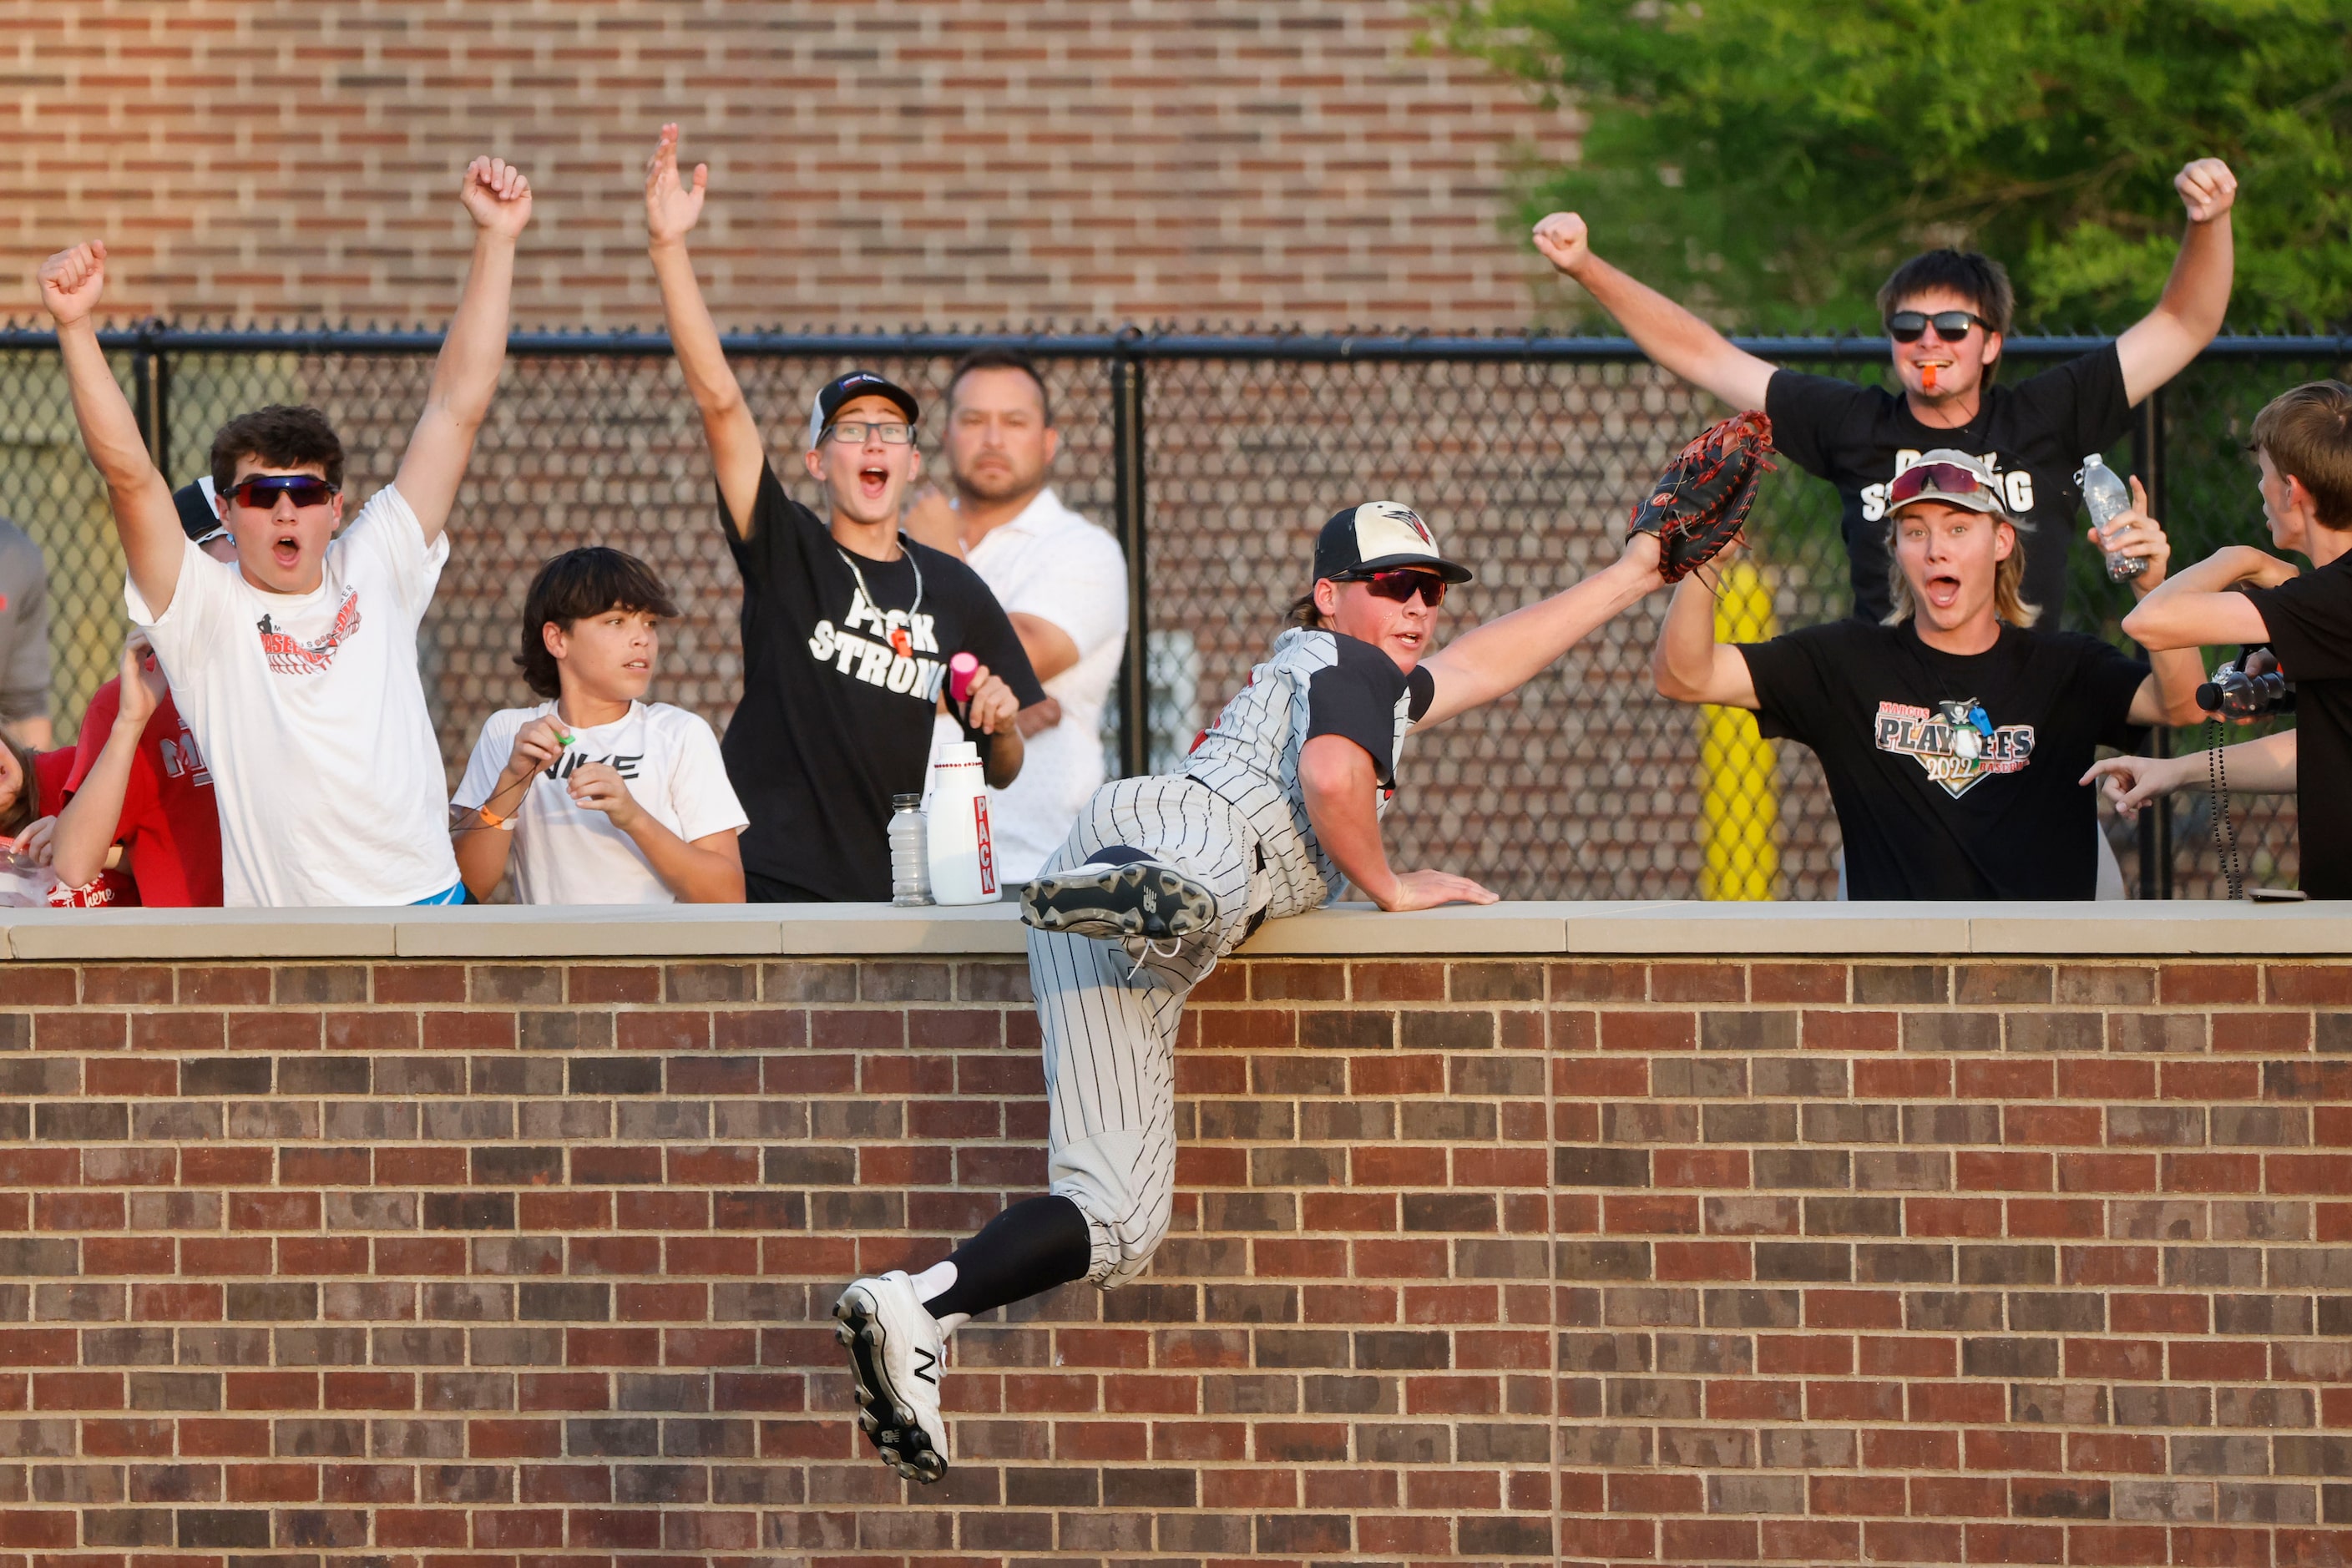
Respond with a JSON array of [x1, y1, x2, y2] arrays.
[[0, 326, 2326, 901]]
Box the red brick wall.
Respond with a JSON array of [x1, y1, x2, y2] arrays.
[[0, 951, 2346, 1565], [7, 1, 1575, 329]]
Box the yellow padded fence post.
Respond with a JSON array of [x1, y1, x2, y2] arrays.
[[1699, 561, 1779, 900]]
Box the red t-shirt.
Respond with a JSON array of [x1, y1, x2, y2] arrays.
[[32, 748, 139, 908], [63, 680, 224, 907]]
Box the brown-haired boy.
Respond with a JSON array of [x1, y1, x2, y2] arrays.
[[2087, 380, 2352, 897]]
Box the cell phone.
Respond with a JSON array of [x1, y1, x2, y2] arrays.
[[2248, 887, 2308, 903]]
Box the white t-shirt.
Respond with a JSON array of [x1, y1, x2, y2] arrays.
[[128, 485, 459, 907], [960, 488, 1129, 878], [453, 700, 747, 905]]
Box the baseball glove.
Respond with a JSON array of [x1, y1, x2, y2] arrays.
[[1629, 410, 1776, 583]]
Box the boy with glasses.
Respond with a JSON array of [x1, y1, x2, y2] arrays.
[[1652, 450, 2207, 898], [38, 156, 534, 907], [834, 500, 1680, 1485], [643, 125, 1043, 901], [1534, 159, 2238, 625]]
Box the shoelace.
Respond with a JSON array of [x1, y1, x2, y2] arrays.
[[1125, 935, 1184, 981]]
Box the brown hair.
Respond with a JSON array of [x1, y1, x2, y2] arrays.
[[1882, 510, 2039, 630], [2248, 381, 2352, 530], [1874, 249, 2016, 337], [945, 349, 1055, 427], [0, 733, 41, 840], [1285, 589, 1326, 629], [516, 547, 681, 699], [210, 404, 345, 498]]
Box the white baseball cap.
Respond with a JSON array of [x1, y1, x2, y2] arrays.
[[1313, 500, 1474, 584]]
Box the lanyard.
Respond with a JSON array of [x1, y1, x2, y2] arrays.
[[837, 536, 925, 659]]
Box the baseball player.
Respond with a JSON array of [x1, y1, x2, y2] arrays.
[[835, 488, 1717, 1483]]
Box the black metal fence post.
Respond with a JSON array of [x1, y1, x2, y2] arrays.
[[130, 322, 169, 476], [1110, 333, 1150, 779], [2130, 387, 2174, 899]]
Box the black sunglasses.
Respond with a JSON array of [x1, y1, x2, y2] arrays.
[[1339, 569, 1446, 607], [228, 475, 339, 509], [1886, 310, 1987, 344]]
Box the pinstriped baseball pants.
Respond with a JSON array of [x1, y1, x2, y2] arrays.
[[1029, 774, 1269, 1287]]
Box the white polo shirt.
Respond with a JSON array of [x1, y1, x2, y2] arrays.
[[959, 488, 1129, 879]]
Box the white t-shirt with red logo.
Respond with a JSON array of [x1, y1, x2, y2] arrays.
[[127, 484, 461, 907]]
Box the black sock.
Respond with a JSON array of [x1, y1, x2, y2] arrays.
[[923, 1194, 1092, 1320]]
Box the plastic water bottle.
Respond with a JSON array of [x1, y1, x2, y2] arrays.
[[2077, 455, 2144, 581], [888, 793, 932, 907], [925, 741, 998, 906]]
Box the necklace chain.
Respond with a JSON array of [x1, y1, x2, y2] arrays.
[[836, 535, 925, 649]]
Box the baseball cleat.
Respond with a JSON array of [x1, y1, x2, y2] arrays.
[[1019, 857, 1215, 941], [833, 1271, 948, 1485]]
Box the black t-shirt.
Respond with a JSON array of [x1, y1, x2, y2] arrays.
[[1740, 617, 2149, 899], [2244, 554, 2352, 898], [1765, 347, 2133, 625], [721, 464, 1044, 902], [1306, 635, 1436, 789]]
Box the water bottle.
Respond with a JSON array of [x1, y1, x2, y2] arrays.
[[888, 793, 932, 907], [925, 741, 998, 906], [2077, 454, 2145, 581]]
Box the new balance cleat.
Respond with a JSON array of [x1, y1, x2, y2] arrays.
[[1019, 857, 1214, 940], [834, 1271, 948, 1484]]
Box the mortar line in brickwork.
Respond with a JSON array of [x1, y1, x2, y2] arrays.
[[1546, 953, 1566, 1568]]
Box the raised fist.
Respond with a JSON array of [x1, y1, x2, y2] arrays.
[[2175, 159, 2237, 224], [460, 156, 534, 239], [37, 241, 107, 326], [1530, 213, 1591, 277]]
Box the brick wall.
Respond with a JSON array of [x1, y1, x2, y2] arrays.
[[0, 950, 2346, 1565], [8, 0, 1576, 329]]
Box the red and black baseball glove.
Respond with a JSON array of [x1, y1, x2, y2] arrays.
[[1629, 410, 1776, 583]]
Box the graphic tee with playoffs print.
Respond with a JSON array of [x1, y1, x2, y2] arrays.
[[127, 485, 460, 907], [454, 700, 749, 905], [1738, 617, 2147, 900]]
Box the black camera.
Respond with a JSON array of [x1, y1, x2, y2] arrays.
[[2197, 645, 2295, 718]]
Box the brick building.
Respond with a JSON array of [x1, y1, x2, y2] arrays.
[[7, 0, 1578, 330]]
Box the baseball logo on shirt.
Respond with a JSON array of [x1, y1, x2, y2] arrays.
[[256, 590, 364, 675], [1874, 698, 2034, 798]]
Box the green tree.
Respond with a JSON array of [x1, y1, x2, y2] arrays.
[[1442, 0, 2352, 331]]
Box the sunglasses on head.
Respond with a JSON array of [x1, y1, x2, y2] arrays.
[[1886, 309, 1987, 344], [1885, 461, 1997, 508], [228, 474, 338, 510], [1340, 568, 1447, 607]]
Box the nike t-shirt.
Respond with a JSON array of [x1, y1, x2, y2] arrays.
[[721, 463, 1044, 903], [454, 700, 749, 905], [1766, 346, 2132, 625], [127, 485, 461, 907], [1739, 617, 2148, 899]]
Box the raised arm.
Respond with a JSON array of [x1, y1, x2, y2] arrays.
[[1415, 534, 1666, 728], [645, 124, 764, 537], [1532, 214, 1778, 411], [52, 636, 163, 892], [1651, 569, 1763, 709], [394, 157, 534, 545], [2120, 543, 2289, 652], [38, 243, 183, 615], [2093, 478, 2221, 726], [2116, 159, 2237, 406]]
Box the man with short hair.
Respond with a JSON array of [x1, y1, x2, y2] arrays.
[[40, 155, 534, 907], [903, 349, 1129, 879], [2087, 380, 2352, 898], [1653, 450, 2205, 898], [643, 125, 1044, 902], [1535, 159, 2238, 623]]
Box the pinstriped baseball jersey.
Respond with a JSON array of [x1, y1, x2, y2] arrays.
[[1180, 625, 1434, 919]]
